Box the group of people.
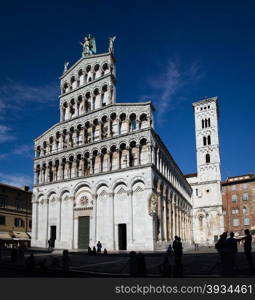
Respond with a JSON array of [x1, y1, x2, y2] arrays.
[[87, 241, 108, 255], [215, 229, 254, 274]]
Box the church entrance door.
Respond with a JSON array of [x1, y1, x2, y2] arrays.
[[118, 224, 127, 250], [78, 216, 90, 249], [50, 226, 56, 247]]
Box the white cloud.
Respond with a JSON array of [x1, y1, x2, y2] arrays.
[[0, 144, 33, 159], [0, 79, 58, 119], [0, 125, 15, 143], [142, 59, 202, 123], [0, 172, 32, 188], [13, 144, 33, 158]]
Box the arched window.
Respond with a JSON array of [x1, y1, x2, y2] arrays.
[[206, 153, 210, 163], [208, 118, 211, 127], [202, 119, 204, 129], [207, 135, 211, 145], [203, 136, 207, 146], [205, 119, 208, 128]]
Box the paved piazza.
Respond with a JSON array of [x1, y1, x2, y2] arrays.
[[0, 246, 254, 277]]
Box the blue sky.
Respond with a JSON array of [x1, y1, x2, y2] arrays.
[[0, 0, 254, 187]]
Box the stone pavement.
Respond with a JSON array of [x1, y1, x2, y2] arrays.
[[0, 245, 254, 277]]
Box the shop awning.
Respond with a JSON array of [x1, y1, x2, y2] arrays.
[[0, 232, 12, 240], [12, 231, 30, 240]]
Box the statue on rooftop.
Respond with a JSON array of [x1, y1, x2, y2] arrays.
[[80, 34, 96, 57], [63, 62, 69, 73], [108, 36, 116, 53]]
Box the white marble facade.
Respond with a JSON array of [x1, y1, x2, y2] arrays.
[[31, 37, 192, 251]]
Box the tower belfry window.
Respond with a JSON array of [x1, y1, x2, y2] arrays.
[[205, 119, 208, 128], [208, 118, 211, 127], [203, 136, 207, 146], [207, 135, 211, 145], [206, 153, 210, 163], [202, 119, 204, 129]]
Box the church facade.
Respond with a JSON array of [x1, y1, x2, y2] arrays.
[[31, 36, 193, 251]]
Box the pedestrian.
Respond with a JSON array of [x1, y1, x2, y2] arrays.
[[137, 252, 147, 275], [26, 253, 35, 272], [18, 246, 25, 265], [11, 248, 17, 263], [92, 246, 97, 255], [172, 236, 183, 277], [159, 254, 172, 277], [87, 246, 92, 255], [96, 241, 102, 253], [103, 248, 108, 255], [215, 232, 228, 275], [128, 251, 138, 276], [240, 229, 254, 272], [166, 244, 173, 256], [48, 239, 52, 252], [62, 250, 70, 272], [225, 232, 238, 274]]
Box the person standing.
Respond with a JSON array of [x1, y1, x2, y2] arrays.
[[215, 232, 228, 275], [241, 229, 254, 272], [172, 236, 183, 276], [96, 241, 102, 253], [225, 232, 238, 274]]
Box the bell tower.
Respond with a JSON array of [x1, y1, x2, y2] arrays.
[[193, 96, 221, 184], [190, 97, 224, 245]]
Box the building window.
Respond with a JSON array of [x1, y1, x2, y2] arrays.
[[195, 188, 198, 196], [206, 153, 210, 163], [222, 210, 226, 215], [243, 206, 248, 214], [203, 136, 207, 146], [242, 193, 249, 201], [0, 194, 7, 208], [244, 218, 250, 226], [16, 199, 21, 210], [29, 220, 32, 228], [243, 183, 247, 190], [0, 215, 5, 225], [231, 195, 237, 203], [14, 218, 24, 227], [232, 218, 240, 226], [231, 185, 236, 191], [232, 208, 239, 214], [207, 135, 211, 145]]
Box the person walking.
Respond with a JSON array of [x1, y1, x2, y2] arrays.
[[48, 239, 52, 252]]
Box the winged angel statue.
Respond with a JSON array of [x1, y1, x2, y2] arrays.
[[80, 34, 97, 57]]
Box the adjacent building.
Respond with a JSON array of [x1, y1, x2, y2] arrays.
[[0, 183, 32, 243], [222, 174, 255, 236], [31, 35, 193, 251]]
